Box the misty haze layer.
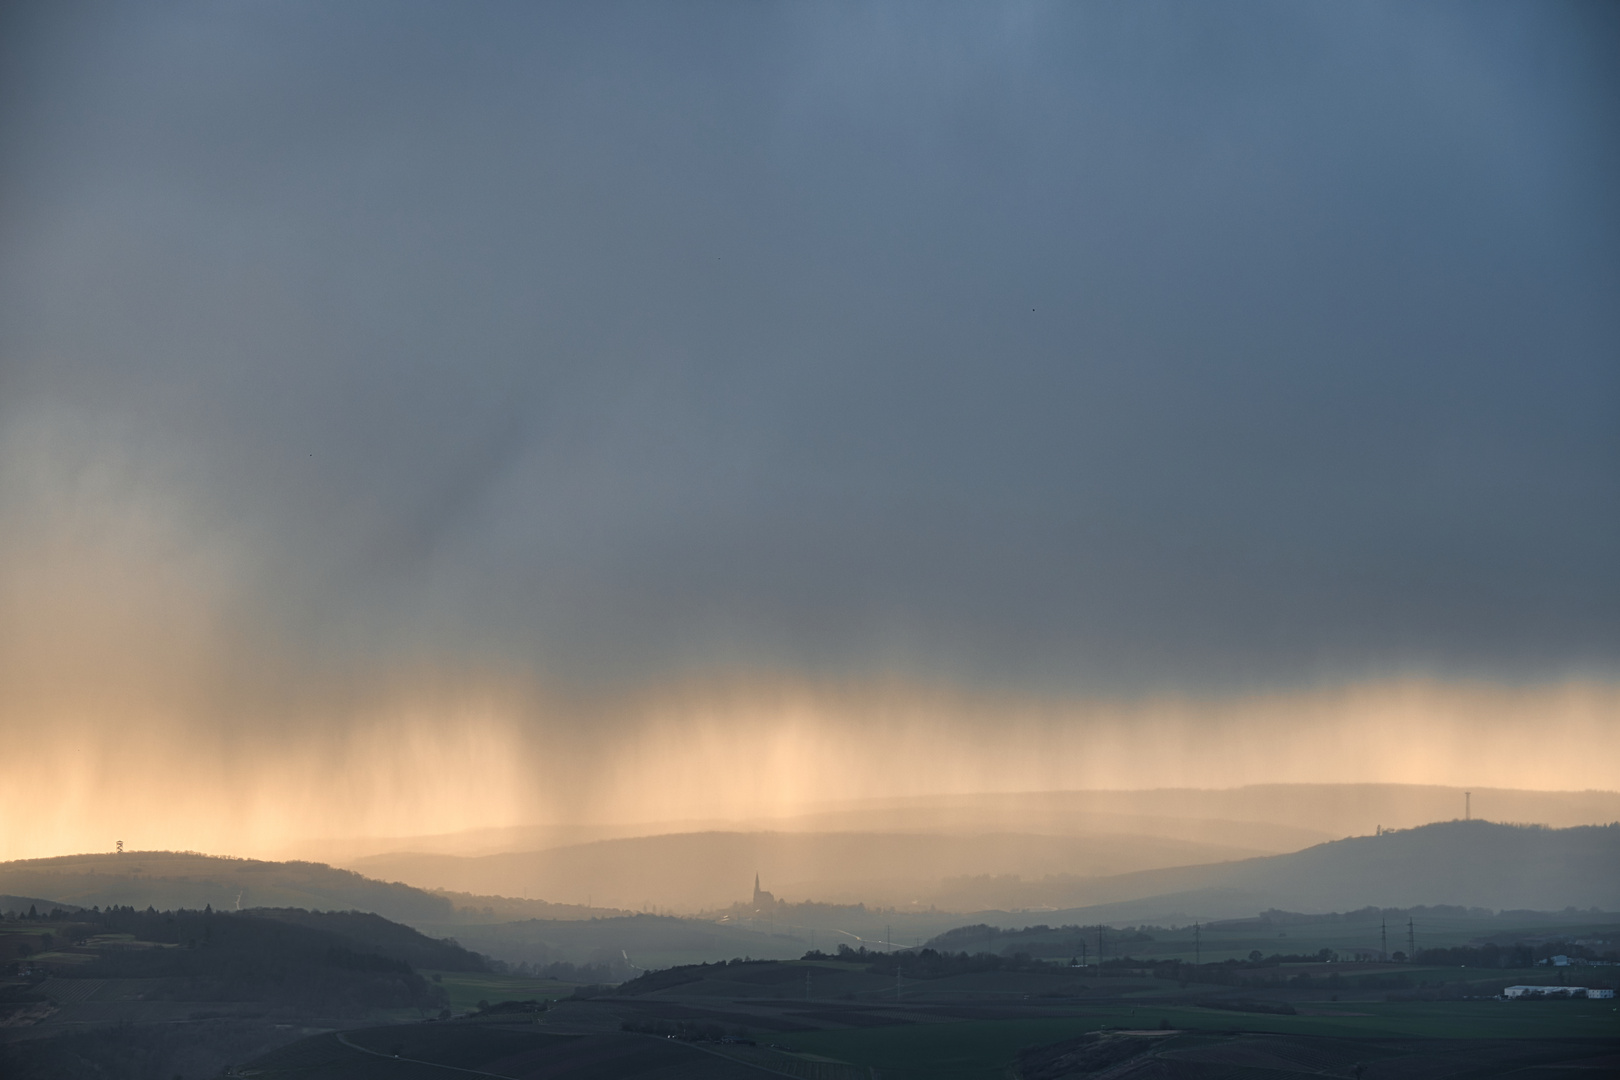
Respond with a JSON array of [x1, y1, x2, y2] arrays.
[[0, 2, 1616, 857]]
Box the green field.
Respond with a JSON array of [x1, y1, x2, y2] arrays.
[[424, 970, 583, 1012], [780, 999, 1619, 1076], [221, 984, 1620, 1080]]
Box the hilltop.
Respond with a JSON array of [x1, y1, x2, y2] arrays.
[[972, 821, 1620, 922], [0, 851, 455, 925], [323, 783, 1620, 864]]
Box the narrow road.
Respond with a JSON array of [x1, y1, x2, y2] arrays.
[[630, 1032, 848, 1080], [334, 1031, 519, 1079]]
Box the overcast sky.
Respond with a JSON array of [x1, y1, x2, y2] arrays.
[[2, 0, 1616, 700]]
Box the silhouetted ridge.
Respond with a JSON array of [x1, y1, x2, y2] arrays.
[[995, 821, 1620, 918], [0, 851, 454, 925], [243, 908, 488, 971], [31, 905, 483, 1016]]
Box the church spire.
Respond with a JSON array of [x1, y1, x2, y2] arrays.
[[751, 872, 775, 910]]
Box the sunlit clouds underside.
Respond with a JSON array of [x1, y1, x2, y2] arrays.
[[2, 413, 1617, 863]]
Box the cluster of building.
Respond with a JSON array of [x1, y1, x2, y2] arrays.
[[1538, 953, 1615, 967], [1502, 984, 1614, 999]]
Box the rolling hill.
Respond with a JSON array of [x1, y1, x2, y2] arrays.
[[7, 822, 1614, 977], [992, 820, 1620, 922], [0, 851, 455, 924], [304, 783, 1620, 864], [0, 905, 489, 1079], [349, 830, 1270, 912], [333, 784, 1620, 915]]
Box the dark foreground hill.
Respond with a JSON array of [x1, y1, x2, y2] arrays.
[[983, 820, 1620, 921], [234, 947, 1618, 1080], [8, 901, 1617, 1079], [7, 905, 486, 1002], [0, 905, 490, 1079], [0, 851, 456, 925], [243, 908, 490, 972]]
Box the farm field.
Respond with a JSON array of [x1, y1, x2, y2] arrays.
[[248, 1023, 768, 1079], [237, 955, 1620, 1079], [8, 907, 1615, 1078], [239, 1002, 1620, 1079], [427, 971, 583, 1013], [780, 1000, 1620, 1076]]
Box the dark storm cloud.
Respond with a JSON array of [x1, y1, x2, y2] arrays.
[[1, 0, 1616, 692]]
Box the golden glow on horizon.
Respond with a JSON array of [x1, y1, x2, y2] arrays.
[[2, 674, 1616, 863]]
